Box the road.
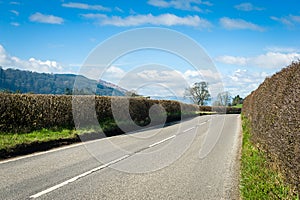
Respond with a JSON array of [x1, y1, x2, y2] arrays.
[[0, 114, 242, 200]]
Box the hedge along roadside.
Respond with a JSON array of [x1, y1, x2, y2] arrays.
[[0, 94, 200, 134], [242, 61, 300, 194]]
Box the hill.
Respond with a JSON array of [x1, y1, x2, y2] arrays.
[[0, 67, 126, 96]]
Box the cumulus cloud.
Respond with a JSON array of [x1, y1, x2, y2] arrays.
[[102, 66, 126, 80], [220, 17, 265, 31], [271, 15, 300, 27], [216, 52, 300, 69], [0, 44, 65, 73], [99, 65, 221, 97], [215, 56, 247, 66], [222, 69, 269, 97], [147, 0, 212, 12], [29, 12, 64, 24], [234, 3, 264, 11], [82, 13, 212, 28], [62, 2, 111, 11]]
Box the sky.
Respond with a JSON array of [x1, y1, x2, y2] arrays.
[[0, 0, 300, 99]]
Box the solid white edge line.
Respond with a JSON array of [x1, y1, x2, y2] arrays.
[[148, 135, 176, 148], [29, 155, 130, 199], [1, 116, 210, 165], [0, 137, 105, 165]]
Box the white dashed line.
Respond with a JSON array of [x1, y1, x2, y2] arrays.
[[29, 155, 130, 199], [28, 118, 211, 198], [0, 137, 107, 165], [148, 135, 176, 148], [183, 127, 195, 132], [198, 122, 207, 126]]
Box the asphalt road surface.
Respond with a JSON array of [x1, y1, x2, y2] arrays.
[[0, 114, 242, 200]]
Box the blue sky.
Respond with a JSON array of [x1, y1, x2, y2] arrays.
[[0, 0, 300, 98]]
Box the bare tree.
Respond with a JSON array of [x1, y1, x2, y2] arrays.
[[185, 82, 211, 105], [213, 91, 231, 106]]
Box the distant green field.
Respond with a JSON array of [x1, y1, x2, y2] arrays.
[[233, 104, 243, 108]]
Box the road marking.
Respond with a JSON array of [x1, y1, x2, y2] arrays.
[[1, 116, 210, 165], [183, 127, 195, 132], [29, 155, 130, 199], [148, 135, 176, 148], [0, 138, 105, 165], [198, 121, 207, 126]]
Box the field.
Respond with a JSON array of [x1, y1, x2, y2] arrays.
[[233, 104, 243, 108]]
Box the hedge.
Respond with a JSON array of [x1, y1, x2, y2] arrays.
[[0, 94, 199, 134], [199, 106, 241, 114], [242, 61, 300, 194]]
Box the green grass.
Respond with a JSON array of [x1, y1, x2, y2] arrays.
[[233, 104, 243, 108], [0, 128, 97, 151], [240, 115, 299, 199]]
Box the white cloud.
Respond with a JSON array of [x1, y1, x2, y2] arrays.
[[215, 56, 247, 66], [82, 13, 212, 28], [10, 10, 19, 16], [29, 12, 64, 24], [10, 1, 20, 5], [183, 69, 217, 81], [271, 16, 293, 27], [234, 3, 264, 11], [100, 65, 221, 97], [216, 52, 300, 69], [10, 22, 20, 27], [271, 15, 300, 27], [62, 2, 111, 11], [114, 7, 124, 13], [124, 69, 189, 96], [147, 0, 212, 12], [103, 66, 126, 80], [0, 44, 65, 73], [252, 52, 300, 69], [290, 15, 300, 23], [220, 17, 265, 31], [264, 46, 300, 53], [222, 69, 270, 97]]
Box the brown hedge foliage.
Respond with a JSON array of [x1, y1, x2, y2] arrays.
[[242, 62, 300, 193], [199, 106, 241, 114], [0, 94, 199, 133], [0, 94, 74, 133]]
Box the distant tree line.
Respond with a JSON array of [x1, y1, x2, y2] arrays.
[[0, 67, 125, 96], [185, 81, 243, 106]]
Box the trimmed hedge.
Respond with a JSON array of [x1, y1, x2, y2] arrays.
[[199, 106, 241, 114], [0, 94, 199, 134], [242, 62, 300, 194]]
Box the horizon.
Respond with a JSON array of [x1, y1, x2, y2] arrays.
[[1, 0, 300, 99]]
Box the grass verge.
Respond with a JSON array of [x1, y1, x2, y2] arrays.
[[240, 115, 299, 199], [0, 129, 78, 151], [0, 128, 100, 152], [0, 112, 199, 159]]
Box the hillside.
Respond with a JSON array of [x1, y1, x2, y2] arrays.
[[0, 67, 125, 96]]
